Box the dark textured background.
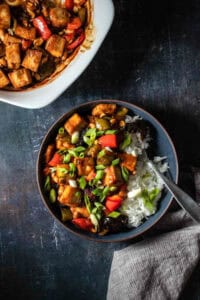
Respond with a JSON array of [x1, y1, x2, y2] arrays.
[[0, 0, 200, 299]]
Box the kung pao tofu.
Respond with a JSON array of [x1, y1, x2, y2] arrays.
[[0, 0, 91, 90], [43, 103, 154, 235]]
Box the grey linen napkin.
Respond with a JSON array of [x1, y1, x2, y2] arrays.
[[107, 170, 200, 300]]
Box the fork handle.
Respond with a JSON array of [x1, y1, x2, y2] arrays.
[[149, 163, 200, 223]]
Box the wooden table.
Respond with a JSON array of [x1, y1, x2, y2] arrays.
[[0, 0, 199, 299]]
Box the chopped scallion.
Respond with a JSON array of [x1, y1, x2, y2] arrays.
[[58, 127, 65, 134], [49, 188, 56, 203], [108, 211, 121, 218], [121, 166, 129, 182], [112, 158, 120, 166], [79, 176, 87, 190]]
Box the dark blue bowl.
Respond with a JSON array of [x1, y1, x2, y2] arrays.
[[36, 100, 179, 242]]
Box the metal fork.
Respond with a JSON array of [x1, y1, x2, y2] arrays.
[[147, 160, 200, 223]]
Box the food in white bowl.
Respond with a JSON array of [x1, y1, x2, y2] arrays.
[[0, 0, 92, 90], [0, 0, 114, 108]]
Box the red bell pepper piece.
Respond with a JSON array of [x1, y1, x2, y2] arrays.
[[98, 134, 117, 148], [67, 31, 85, 50], [64, 32, 75, 43], [67, 17, 82, 30], [72, 218, 93, 231], [105, 195, 123, 212], [33, 16, 52, 40], [48, 152, 63, 167], [65, 0, 74, 10], [21, 39, 32, 51]]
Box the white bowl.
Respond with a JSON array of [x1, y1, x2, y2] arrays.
[[0, 0, 114, 109]]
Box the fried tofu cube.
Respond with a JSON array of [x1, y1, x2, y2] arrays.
[[119, 153, 137, 173], [58, 185, 81, 206], [0, 57, 7, 67], [0, 4, 11, 29], [22, 49, 42, 72], [92, 104, 117, 117], [15, 25, 36, 40], [6, 44, 21, 70], [4, 34, 21, 45], [104, 166, 123, 186], [45, 34, 66, 57], [0, 69, 10, 88], [64, 113, 87, 135], [74, 157, 94, 176], [44, 144, 55, 163], [8, 68, 32, 89]]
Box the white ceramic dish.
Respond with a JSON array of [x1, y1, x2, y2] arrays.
[[0, 0, 114, 109]]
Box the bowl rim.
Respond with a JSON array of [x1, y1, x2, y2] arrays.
[[36, 99, 179, 242], [0, 0, 115, 109]]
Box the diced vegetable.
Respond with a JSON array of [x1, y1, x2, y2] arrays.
[[71, 131, 79, 144], [98, 134, 117, 148], [67, 31, 85, 50], [95, 118, 110, 130], [72, 218, 93, 231], [48, 152, 63, 167], [105, 195, 123, 212], [33, 16, 52, 40], [79, 176, 87, 189], [120, 132, 132, 150], [60, 207, 73, 222], [121, 166, 129, 182], [67, 17, 82, 30], [64, 0, 74, 10], [21, 39, 32, 51], [49, 188, 57, 203]]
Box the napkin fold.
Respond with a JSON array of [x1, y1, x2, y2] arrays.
[[107, 169, 200, 300]]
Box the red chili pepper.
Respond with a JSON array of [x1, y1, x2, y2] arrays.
[[67, 17, 82, 30], [65, 0, 74, 10], [48, 152, 63, 167], [98, 134, 117, 148], [33, 16, 52, 40], [72, 218, 93, 231], [105, 195, 123, 212], [21, 39, 32, 51], [67, 31, 85, 50]]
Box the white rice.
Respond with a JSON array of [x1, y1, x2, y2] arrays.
[[120, 123, 168, 228]]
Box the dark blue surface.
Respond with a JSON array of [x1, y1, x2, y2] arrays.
[[37, 100, 178, 242], [0, 0, 200, 299]]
